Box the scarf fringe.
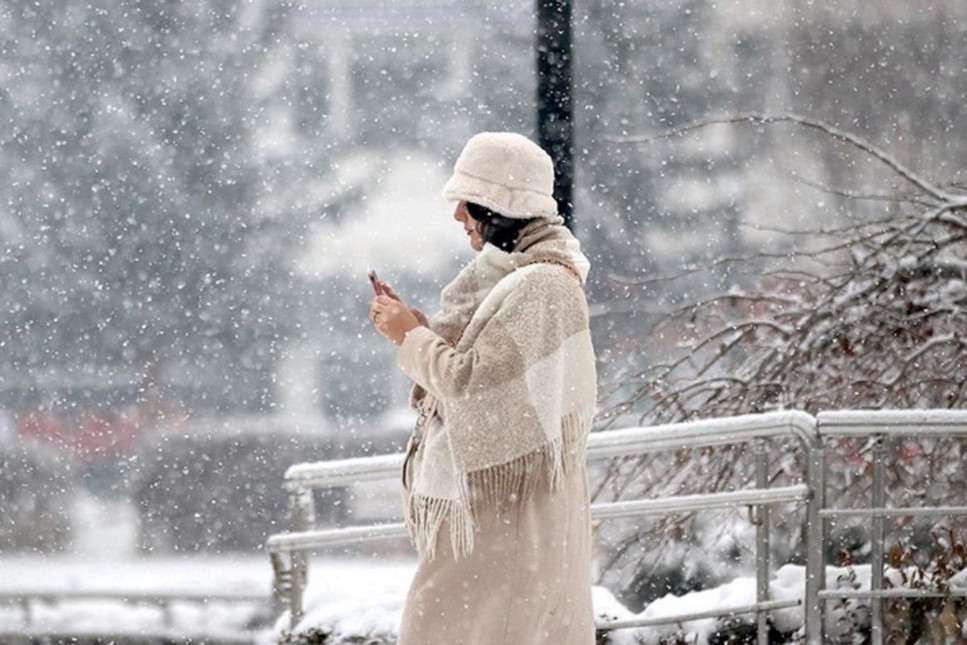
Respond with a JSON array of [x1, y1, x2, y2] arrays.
[[404, 492, 475, 561], [404, 410, 594, 560]]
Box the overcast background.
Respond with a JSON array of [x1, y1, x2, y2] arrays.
[[2, 0, 966, 627]]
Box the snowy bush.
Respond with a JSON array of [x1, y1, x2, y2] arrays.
[[0, 441, 73, 552], [878, 528, 967, 644], [131, 416, 348, 553], [606, 114, 967, 420], [595, 114, 967, 613]]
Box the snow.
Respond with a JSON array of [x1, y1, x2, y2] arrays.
[[6, 552, 966, 645], [0, 553, 274, 638], [817, 409, 967, 436], [297, 150, 467, 279], [0, 553, 420, 642], [0, 556, 269, 598], [68, 492, 139, 559], [263, 559, 417, 645], [0, 490, 269, 638], [0, 488, 416, 642], [261, 561, 941, 645], [5, 487, 967, 644], [5, 0, 967, 643]]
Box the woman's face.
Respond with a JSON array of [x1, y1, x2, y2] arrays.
[[453, 201, 485, 251]]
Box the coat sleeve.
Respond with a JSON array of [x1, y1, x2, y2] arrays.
[[395, 269, 571, 402], [395, 320, 520, 403], [396, 326, 472, 401]]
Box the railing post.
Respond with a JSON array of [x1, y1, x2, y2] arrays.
[[288, 484, 315, 628], [870, 436, 886, 645], [270, 551, 290, 620], [803, 440, 826, 645], [160, 599, 173, 628], [21, 597, 31, 629], [754, 440, 770, 645]]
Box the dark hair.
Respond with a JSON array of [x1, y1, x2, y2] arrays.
[[465, 202, 537, 252]]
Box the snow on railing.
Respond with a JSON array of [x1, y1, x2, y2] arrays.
[[268, 410, 822, 644], [815, 409, 967, 645], [266, 409, 967, 645]]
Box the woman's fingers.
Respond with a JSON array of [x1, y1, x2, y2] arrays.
[[369, 295, 419, 344], [375, 303, 419, 344], [369, 297, 389, 321], [371, 296, 401, 321], [380, 281, 401, 302], [373, 295, 400, 310]]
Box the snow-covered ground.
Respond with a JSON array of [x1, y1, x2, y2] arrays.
[[0, 489, 417, 642], [0, 552, 416, 641], [0, 552, 274, 638], [6, 487, 967, 645], [9, 548, 966, 645], [1, 492, 263, 638], [268, 561, 967, 645]]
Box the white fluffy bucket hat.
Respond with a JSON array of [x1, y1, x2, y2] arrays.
[[442, 132, 558, 220]]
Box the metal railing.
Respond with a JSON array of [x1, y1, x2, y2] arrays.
[[814, 410, 967, 645], [268, 411, 823, 643], [266, 409, 967, 644], [0, 588, 267, 642]]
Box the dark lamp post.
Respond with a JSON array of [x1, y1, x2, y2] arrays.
[[536, 0, 574, 229]]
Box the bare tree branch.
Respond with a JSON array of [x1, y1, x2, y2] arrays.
[[595, 116, 967, 597], [786, 172, 937, 208], [606, 112, 956, 203]]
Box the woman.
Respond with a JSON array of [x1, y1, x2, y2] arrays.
[[370, 132, 597, 645]]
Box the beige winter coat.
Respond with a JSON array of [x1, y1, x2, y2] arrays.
[[396, 455, 595, 645], [394, 220, 597, 645]]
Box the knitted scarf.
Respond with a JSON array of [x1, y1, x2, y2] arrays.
[[398, 217, 597, 559]]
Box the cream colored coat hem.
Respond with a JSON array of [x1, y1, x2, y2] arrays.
[[396, 460, 595, 645]]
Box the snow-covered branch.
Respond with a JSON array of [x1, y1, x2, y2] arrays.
[[608, 112, 957, 203], [597, 117, 967, 593]]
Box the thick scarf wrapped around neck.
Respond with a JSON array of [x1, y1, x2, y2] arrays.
[[397, 217, 597, 559]]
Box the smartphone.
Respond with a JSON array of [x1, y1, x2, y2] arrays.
[[368, 269, 384, 296]]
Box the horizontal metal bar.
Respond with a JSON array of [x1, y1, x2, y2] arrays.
[[818, 410, 967, 437], [819, 506, 967, 518], [268, 486, 808, 554], [267, 522, 410, 552], [1, 629, 256, 644], [820, 588, 967, 600], [821, 427, 967, 438], [284, 411, 818, 489], [0, 590, 267, 604], [597, 598, 802, 631], [592, 485, 809, 521], [586, 411, 817, 459], [285, 453, 405, 490]]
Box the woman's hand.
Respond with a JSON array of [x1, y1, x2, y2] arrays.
[[378, 281, 429, 326], [409, 308, 429, 326], [370, 295, 422, 345]]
